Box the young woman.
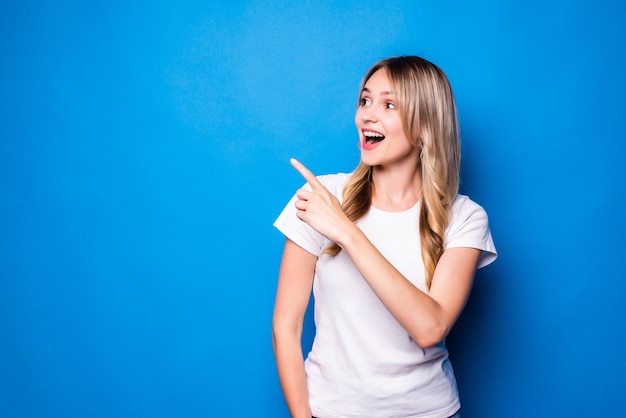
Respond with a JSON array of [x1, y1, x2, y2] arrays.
[[272, 56, 497, 418]]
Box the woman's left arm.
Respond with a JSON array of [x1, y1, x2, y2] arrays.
[[342, 231, 480, 348], [290, 158, 481, 348]]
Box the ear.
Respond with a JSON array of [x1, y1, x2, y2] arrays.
[[414, 133, 425, 152]]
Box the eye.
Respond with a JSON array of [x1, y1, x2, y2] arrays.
[[385, 101, 396, 110], [359, 97, 371, 106]]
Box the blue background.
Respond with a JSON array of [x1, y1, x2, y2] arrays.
[[1, 1, 625, 417]]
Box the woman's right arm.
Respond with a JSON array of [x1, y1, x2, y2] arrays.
[[272, 238, 317, 418]]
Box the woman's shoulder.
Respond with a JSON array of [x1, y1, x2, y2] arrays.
[[453, 193, 485, 210], [451, 194, 490, 220]]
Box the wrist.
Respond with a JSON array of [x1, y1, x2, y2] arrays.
[[336, 222, 362, 251]]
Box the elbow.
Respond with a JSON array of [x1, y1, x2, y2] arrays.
[[272, 320, 302, 351], [271, 324, 286, 356], [271, 322, 285, 352], [412, 323, 449, 349], [271, 326, 278, 352]]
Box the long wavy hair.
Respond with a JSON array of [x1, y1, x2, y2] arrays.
[[325, 56, 461, 290]]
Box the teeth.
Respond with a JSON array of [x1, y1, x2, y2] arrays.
[[364, 130, 385, 145]]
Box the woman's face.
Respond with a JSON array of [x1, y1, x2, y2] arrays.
[[354, 69, 419, 168]]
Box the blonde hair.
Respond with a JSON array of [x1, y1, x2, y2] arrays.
[[326, 56, 460, 290]]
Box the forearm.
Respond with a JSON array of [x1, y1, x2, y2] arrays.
[[273, 332, 312, 418], [272, 239, 317, 417], [339, 225, 448, 347]]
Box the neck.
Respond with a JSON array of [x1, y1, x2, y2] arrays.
[[371, 163, 422, 212]]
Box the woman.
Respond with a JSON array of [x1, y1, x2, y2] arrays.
[[272, 56, 497, 418]]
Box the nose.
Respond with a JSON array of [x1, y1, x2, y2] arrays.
[[359, 104, 378, 123]]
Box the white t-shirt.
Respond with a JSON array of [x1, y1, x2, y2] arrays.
[[274, 173, 497, 418]]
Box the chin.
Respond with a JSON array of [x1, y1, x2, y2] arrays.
[[359, 154, 380, 167]]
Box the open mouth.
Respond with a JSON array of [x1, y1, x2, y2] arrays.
[[364, 130, 385, 145]]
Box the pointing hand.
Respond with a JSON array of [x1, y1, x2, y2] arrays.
[[290, 158, 352, 245]]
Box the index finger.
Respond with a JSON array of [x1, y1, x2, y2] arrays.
[[290, 158, 324, 190]]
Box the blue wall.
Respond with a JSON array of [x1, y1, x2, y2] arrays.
[[1, 1, 625, 417]]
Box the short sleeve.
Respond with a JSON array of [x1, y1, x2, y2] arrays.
[[444, 195, 497, 269]]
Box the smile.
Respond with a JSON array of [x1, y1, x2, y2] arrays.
[[362, 130, 385, 150]]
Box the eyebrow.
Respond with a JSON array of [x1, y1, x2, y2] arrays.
[[362, 87, 395, 96]]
